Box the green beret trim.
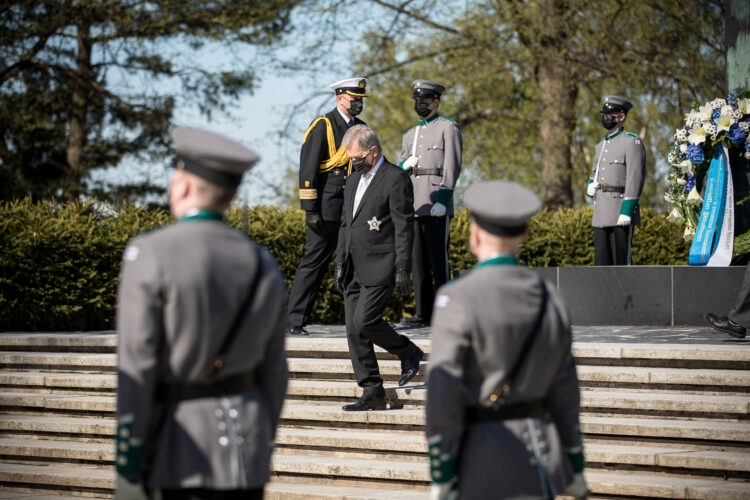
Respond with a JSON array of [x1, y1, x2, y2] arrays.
[[398, 159, 406, 169], [567, 450, 585, 474], [604, 128, 623, 140], [441, 116, 456, 124], [626, 132, 638, 138], [419, 113, 441, 126], [115, 420, 145, 477], [477, 254, 518, 268], [620, 198, 637, 217], [428, 440, 456, 484], [178, 210, 224, 223], [434, 188, 453, 206]]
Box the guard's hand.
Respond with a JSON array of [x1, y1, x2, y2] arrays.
[[564, 472, 589, 499], [305, 211, 322, 231], [395, 269, 411, 296], [586, 182, 599, 197], [402, 156, 419, 173], [430, 479, 459, 500], [333, 264, 345, 295], [616, 214, 631, 226], [430, 202, 447, 217], [115, 473, 149, 500]]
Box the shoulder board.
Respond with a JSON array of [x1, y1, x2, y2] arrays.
[[626, 132, 638, 139], [440, 116, 456, 124]]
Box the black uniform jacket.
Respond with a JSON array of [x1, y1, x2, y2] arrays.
[[335, 160, 414, 287]]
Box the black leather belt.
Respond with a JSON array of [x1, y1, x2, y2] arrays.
[[156, 371, 256, 404], [600, 184, 625, 193], [412, 167, 443, 176], [465, 400, 547, 423]]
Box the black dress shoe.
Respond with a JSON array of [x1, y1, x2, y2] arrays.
[[399, 348, 424, 386], [287, 325, 309, 336], [342, 392, 387, 411], [705, 313, 746, 338], [400, 315, 428, 326]]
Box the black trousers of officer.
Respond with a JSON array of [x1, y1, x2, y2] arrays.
[[288, 220, 340, 327], [161, 487, 263, 500], [412, 215, 450, 321], [729, 262, 750, 328], [343, 266, 420, 394], [593, 225, 633, 266]]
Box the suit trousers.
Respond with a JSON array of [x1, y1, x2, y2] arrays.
[[593, 226, 632, 266], [161, 487, 263, 500], [412, 216, 451, 321], [288, 220, 340, 327], [729, 262, 750, 328], [343, 268, 419, 394]]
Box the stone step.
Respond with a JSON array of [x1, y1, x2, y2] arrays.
[[0, 392, 114, 413], [0, 372, 115, 391], [0, 438, 112, 462], [0, 352, 115, 372], [0, 462, 113, 493], [265, 482, 426, 499]]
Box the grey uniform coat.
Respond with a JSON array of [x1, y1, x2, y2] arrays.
[[590, 128, 647, 227], [116, 217, 288, 490], [426, 262, 582, 499], [398, 114, 462, 216]]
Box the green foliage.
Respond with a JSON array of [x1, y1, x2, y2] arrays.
[[0, 201, 693, 331]]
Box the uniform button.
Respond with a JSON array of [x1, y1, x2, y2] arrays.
[[431, 459, 441, 467], [605, 149, 608, 152], [117, 456, 128, 466], [119, 428, 130, 439], [118, 442, 128, 452], [529, 458, 537, 466], [219, 436, 229, 446], [526, 445, 534, 452], [433, 470, 442, 479], [218, 422, 227, 431], [215, 409, 224, 418], [522, 432, 529, 439], [229, 409, 238, 419], [237, 437, 245, 445], [431, 448, 440, 456]]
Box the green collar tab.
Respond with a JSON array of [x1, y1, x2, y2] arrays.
[[604, 128, 623, 141], [178, 209, 224, 223], [477, 254, 519, 268], [418, 113, 441, 126]]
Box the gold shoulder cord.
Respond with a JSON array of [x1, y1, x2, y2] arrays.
[[302, 117, 353, 175]]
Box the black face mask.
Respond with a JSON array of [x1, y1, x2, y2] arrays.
[[414, 101, 433, 118], [348, 99, 363, 117], [601, 113, 620, 130], [351, 156, 370, 172]]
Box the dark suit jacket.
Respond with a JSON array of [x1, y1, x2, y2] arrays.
[[299, 108, 365, 221], [335, 159, 414, 286]]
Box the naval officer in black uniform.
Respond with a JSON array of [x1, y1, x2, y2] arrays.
[[287, 78, 368, 335]]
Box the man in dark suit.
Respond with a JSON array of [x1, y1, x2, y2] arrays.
[[333, 124, 424, 411], [287, 78, 368, 336]]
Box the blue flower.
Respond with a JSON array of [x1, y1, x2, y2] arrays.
[[685, 175, 696, 193], [728, 92, 738, 108], [686, 144, 705, 165], [712, 109, 721, 119], [728, 123, 748, 145]]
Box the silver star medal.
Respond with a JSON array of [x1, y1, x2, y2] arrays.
[[367, 216, 382, 231]]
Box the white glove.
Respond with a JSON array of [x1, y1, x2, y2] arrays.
[[564, 472, 588, 499], [430, 479, 459, 500], [586, 181, 599, 197], [431, 202, 447, 217], [403, 156, 419, 172], [616, 214, 631, 226]]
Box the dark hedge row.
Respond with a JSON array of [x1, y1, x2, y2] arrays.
[[0, 200, 690, 331]]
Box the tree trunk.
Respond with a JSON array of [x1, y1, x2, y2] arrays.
[[65, 22, 93, 200]]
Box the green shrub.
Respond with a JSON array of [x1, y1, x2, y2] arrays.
[[0, 200, 693, 331]]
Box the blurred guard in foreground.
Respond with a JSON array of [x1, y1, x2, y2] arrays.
[[115, 127, 288, 500], [426, 181, 588, 499]]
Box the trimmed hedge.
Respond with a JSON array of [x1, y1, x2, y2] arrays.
[[0, 200, 690, 331]]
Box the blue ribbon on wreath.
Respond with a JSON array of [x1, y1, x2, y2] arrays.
[[689, 144, 728, 265]]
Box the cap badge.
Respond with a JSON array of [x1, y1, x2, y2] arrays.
[[358, 80, 366, 88], [367, 216, 382, 231]]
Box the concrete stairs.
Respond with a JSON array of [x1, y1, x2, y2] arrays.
[[0, 332, 748, 498]]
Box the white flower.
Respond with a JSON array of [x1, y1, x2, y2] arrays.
[[715, 106, 733, 132], [687, 186, 703, 206], [683, 226, 695, 242], [675, 128, 688, 142], [680, 143, 688, 153], [676, 178, 687, 185], [710, 98, 725, 109], [691, 104, 713, 123], [738, 98, 750, 114], [740, 122, 750, 133], [732, 109, 743, 120], [711, 133, 719, 141], [668, 208, 684, 223], [688, 126, 708, 145], [746, 151, 750, 160], [704, 123, 717, 135], [664, 193, 674, 203]]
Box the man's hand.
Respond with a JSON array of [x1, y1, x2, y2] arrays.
[[616, 214, 631, 226], [402, 156, 419, 173], [564, 473, 589, 499], [115, 473, 149, 500], [586, 182, 599, 197], [395, 270, 411, 296], [306, 211, 322, 231], [430, 479, 459, 500], [430, 202, 447, 217], [333, 264, 345, 295]]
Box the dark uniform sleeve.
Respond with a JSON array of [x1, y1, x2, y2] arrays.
[[115, 239, 164, 478], [621, 134, 647, 217], [425, 288, 471, 479], [299, 119, 327, 212], [390, 169, 415, 272]]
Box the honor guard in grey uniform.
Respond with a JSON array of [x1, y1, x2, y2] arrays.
[[426, 181, 587, 500], [287, 78, 368, 335], [398, 80, 462, 326], [587, 95, 646, 265], [115, 127, 288, 500]]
